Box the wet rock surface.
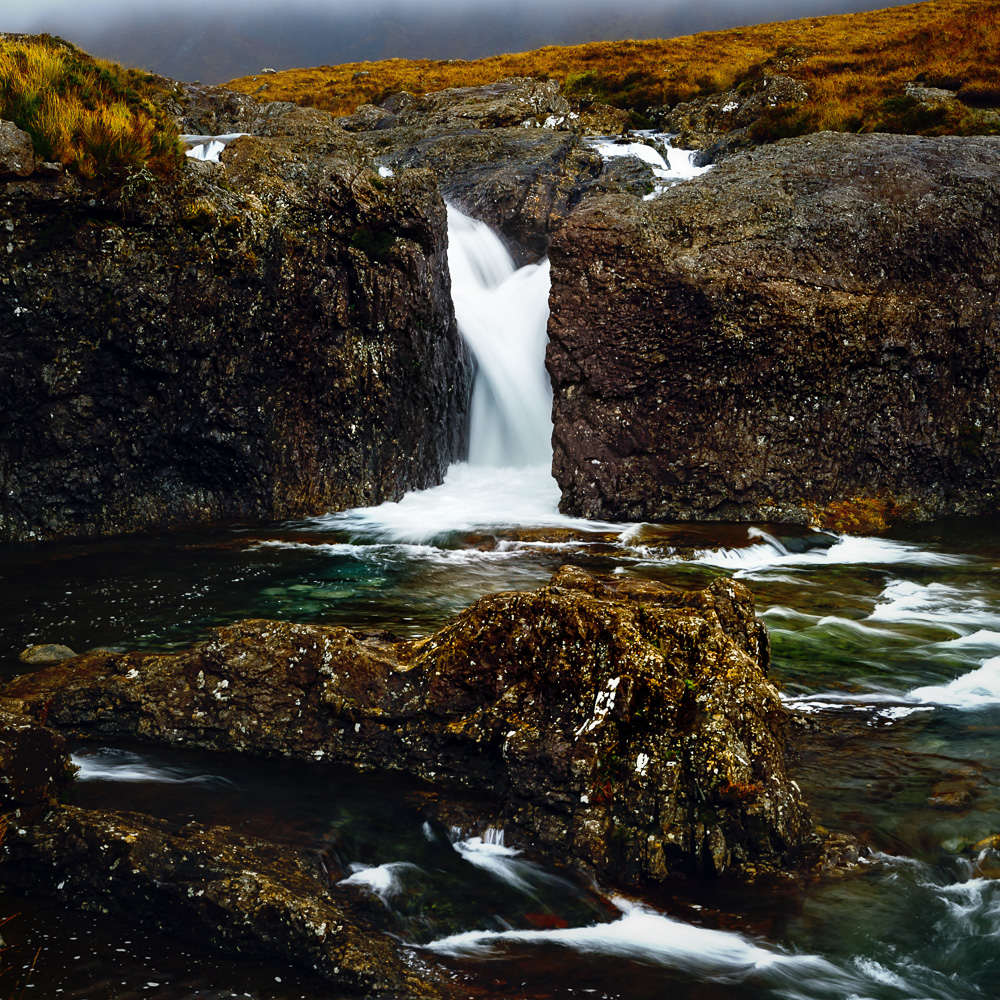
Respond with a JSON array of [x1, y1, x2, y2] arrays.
[[547, 132, 1000, 525], [340, 78, 605, 262], [5, 568, 812, 883], [18, 643, 77, 665], [2, 804, 436, 995], [0, 90, 471, 542], [0, 699, 72, 827]]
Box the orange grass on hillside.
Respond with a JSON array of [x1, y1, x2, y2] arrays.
[[226, 0, 1000, 136], [0, 34, 182, 179]]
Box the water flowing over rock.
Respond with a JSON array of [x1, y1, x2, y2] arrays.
[[0, 95, 471, 543], [547, 132, 1000, 526], [341, 78, 605, 262], [5, 568, 813, 883]]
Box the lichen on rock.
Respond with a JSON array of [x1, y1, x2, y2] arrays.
[[0, 91, 471, 543], [5, 567, 812, 883]]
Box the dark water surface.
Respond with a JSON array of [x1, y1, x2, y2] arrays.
[[3, 509, 1000, 998]]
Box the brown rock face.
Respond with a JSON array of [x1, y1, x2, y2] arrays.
[[0, 99, 470, 542], [5, 569, 812, 882], [547, 132, 1000, 525], [0, 700, 72, 827]]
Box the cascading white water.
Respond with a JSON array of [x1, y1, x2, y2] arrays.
[[446, 205, 553, 467], [318, 204, 607, 541]]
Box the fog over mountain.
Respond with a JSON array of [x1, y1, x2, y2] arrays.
[[6, 0, 897, 84]]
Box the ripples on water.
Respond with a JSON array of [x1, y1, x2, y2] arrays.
[[2, 200, 1000, 998]]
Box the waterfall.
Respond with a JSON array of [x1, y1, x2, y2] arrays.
[[317, 205, 568, 541], [446, 205, 553, 467]]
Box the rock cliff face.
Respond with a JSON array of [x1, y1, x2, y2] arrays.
[[5, 568, 813, 883], [548, 132, 1000, 525], [0, 97, 470, 543]]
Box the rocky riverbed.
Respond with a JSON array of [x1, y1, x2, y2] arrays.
[[1, 568, 846, 993]]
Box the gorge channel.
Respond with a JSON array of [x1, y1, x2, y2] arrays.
[[1, 198, 999, 999]]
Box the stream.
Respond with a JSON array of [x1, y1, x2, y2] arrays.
[[1, 165, 999, 999]]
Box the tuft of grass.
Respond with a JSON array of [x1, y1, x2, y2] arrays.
[[225, 0, 1000, 139], [0, 34, 183, 181]]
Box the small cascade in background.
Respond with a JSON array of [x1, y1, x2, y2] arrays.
[[447, 205, 554, 467], [589, 132, 713, 198]]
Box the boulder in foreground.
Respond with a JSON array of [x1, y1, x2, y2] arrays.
[[6, 567, 812, 883]]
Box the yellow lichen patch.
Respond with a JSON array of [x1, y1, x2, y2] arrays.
[[801, 495, 907, 535], [225, 0, 1000, 137]]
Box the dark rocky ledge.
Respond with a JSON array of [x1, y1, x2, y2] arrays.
[[4, 568, 813, 884], [340, 78, 621, 263], [0, 701, 440, 996], [548, 132, 1000, 526], [0, 94, 471, 543]]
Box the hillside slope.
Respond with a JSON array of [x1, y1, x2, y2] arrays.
[[226, 0, 1000, 137]]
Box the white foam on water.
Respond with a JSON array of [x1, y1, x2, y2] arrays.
[[930, 628, 1000, 651], [72, 749, 230, 786], [180, 133, 249, 162], [908, 655, 1000, 710], [868, 579, 1000, 633], [783, 656, 1000, 715], [339, 861, 418, 900], [301, 463, 624, 545], [590, 133, 712, 198], [851, 956, 910, 989], [423, 896, 898, 997], [859, 581, 1000, 709], [689, 529, 970, 577], [876, 705, 937, 721], [453, 829, 538, 892]]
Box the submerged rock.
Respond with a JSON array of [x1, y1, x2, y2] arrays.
[[0, 94, 471, 543], [5, 568, 812, 883], [18, 643, 78, 665], [548, 132, 1000, 526]]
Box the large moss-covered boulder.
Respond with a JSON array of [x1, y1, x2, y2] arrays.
[[5, 568, 812, 882]]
